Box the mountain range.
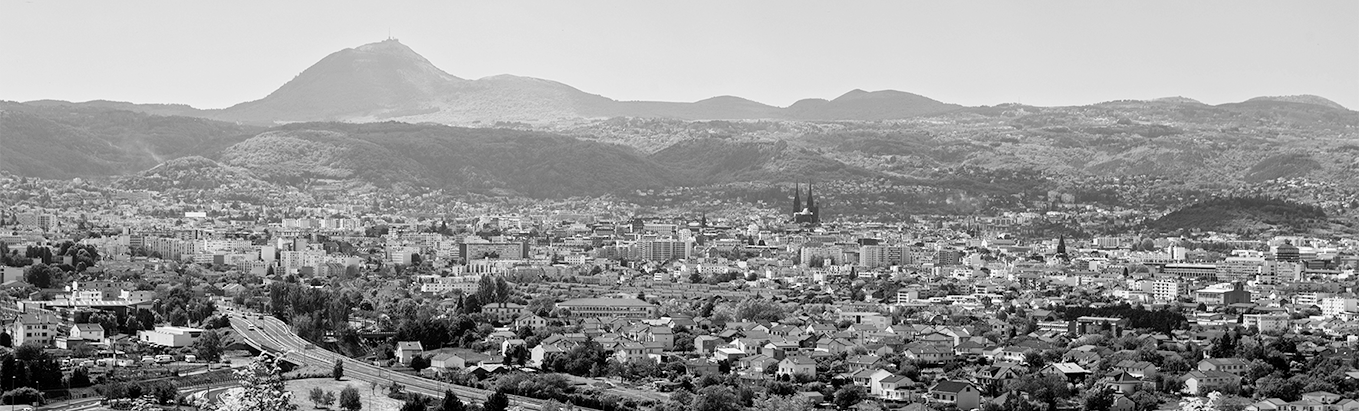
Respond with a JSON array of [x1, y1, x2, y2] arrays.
[[3, 39, 1358, 221], [21, 39, 969, 125]]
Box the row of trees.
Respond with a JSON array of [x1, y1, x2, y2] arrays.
[[0, 241, 100, 269], [0, 345, 64, 392], [394, 390, 513, 411], [267, 282, 357, 344]]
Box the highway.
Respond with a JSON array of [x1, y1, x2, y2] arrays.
[[227, 312, 593, 411]]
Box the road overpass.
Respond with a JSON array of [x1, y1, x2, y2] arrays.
[[228, 313, 594, 411]]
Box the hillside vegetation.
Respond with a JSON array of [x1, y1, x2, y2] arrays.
[[0, 102, 260, 179], [218, 122, 673, 197], [1144, 197, 1328, 235]]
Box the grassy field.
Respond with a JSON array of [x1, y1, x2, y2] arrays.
[[284, 378, 405, 411]]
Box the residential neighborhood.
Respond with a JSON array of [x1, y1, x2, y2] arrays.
[[0, 170, 1357, 411]]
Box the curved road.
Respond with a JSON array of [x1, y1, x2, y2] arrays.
[[227, 312, 592, 411]]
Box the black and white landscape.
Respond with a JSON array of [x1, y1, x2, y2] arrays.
[[2, 3, 1358, 411]]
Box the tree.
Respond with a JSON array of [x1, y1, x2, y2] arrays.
[[196, 330, 224, 362], [435, 390, 464, 411], [981, 392, 1046, 411], [539, 400, 571, 411], [461, 294, 483, 314], [493, 277, 510, 303], [321, 391, 336, 409], [1006, 373, 1072, 409], [1, 387, 44, 406], [1128, 391, 1159, 411], [833, 385, 864, 410], [203, 354, 299, 411], [735, 298, 784, 322], [1210, 331, 1237, 359], [399, 395, 427, 411], [476, 276, 496, 304], [482, 391, 509, 411], [752, 394, 814, 411], [310, 387, 326, 409], [338, 386, 362, 411], [68, 367, 91, 388], [1023, 351, 1047, 368], [1081, 386, 1116, 411], [410, 355, 429, 372], [333, 359, 344, 380], [1178, 392, 1224, 411], [22, 263, 55, 288], [691, 385, 740, 411]]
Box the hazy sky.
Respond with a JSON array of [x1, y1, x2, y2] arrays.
[[2, 1, 1356, 109]]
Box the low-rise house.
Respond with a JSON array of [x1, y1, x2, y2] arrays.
[[685, 360, 719, 375], [817, 337, 855, 354], [917, 332, 955, 349], [1114, 360, 1159, 378], [874, 374, 914, 402], [740, 354, 780, 374], [852, 368, 892, 388], [612, 341, 650, 363], [1043, 362, 1092, 383], [71, 323, 106, 342], [530, 343, 567, 367], [903, 343, 954, 365], [693, 335, 724, 353], [847, 354, 883, 371], [928, 380, 980, 411], [1182, 370, 1241, 396], [715, 347, 747, 362], [1107, 371, 1143, 394], [993, 345, 1035, 363], [1247, 391, 1359, 411], [430, 349, 499, 369], [483, 302, 526, 322], [777, 356, 816, 377], [11, 313, 60, 347], [1198, 357, 1250, 376], [644, 326, 674, 350], [512, 314, 547, 330], [977, 364, 1026, 390], [139, 326, 204, 348], [396, 341, 424, 365]]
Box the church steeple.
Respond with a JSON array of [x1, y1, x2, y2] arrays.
[[806, 181, 815, 213], [790, 181, 824, 225]]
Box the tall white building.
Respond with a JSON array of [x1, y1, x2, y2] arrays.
[[1151, 278, 1188, 302], [860, 245, 914, 268], [637, 239, 691, 262], [1320, 296, 1358, 319]]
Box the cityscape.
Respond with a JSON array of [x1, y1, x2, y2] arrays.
[[2, 2, 1359, 411]]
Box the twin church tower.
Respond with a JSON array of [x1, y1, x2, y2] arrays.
[[790, 182, 822, 225]]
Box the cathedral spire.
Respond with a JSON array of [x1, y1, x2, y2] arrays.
[[792, 183, 802, 213], [806, 181, 815, 212]]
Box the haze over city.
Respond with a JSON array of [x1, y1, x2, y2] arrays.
[[2, 0, 1356, 109], [3, 2, 1359, 411]]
